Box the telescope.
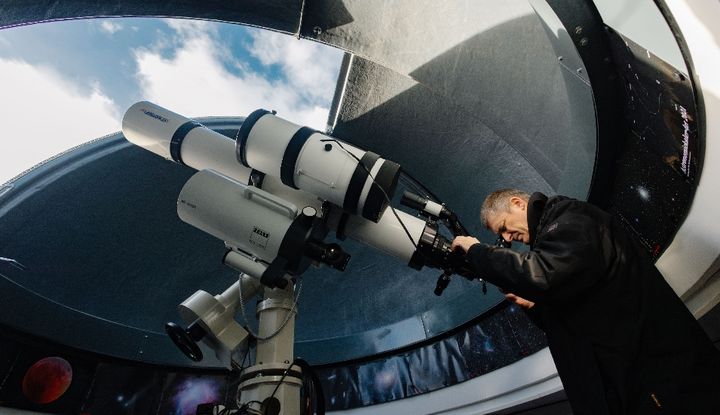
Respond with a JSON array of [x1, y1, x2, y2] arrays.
[[123, 102, 478, 278], [122, 101, 484, 414]]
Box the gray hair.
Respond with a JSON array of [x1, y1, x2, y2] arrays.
[[480, 189, 530, 228]]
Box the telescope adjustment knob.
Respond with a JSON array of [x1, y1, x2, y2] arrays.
[[165, 321, 205, 362]]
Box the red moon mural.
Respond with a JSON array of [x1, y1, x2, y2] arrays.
[[21, 357, 73, 404]]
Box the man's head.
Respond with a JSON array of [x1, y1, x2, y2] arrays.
[[480, 189, 531, 244]]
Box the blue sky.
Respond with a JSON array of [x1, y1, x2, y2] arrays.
[[0, 17, 344, 184]]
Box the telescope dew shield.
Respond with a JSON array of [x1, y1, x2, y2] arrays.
[[122, 101, 252, 184], [236, 110, 401, 222]]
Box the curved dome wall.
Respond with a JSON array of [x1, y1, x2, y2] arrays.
[[0, 0, 599, 368], [1, 0, 716, 413], [0, 120, 510, 367]]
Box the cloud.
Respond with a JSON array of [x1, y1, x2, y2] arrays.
[[247, 29, 343, 105], [132, 20, 342, 130], [0, 19, 343, 186], [0, 58, 120, 184], [100, 20, 123, 35]]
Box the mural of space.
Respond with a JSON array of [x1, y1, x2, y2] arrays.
[[605, 28, 698, 258], [21, 356, 73, 404], [81, 363, 164, 415], [159, 374, 228, 415], [0, 345, 95, 414]]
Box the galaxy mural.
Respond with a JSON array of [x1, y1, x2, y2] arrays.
[[0, 331, 236, 415], [157, 373, 229, 415], [606, 28, 700, 258], [81, 364, 164, 415], [315, 302, 547, 411]]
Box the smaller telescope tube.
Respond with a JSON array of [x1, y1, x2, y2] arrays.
[[122, 101, 252, 184], [223, 251, 270, 280], [400, 191, 446, 218]]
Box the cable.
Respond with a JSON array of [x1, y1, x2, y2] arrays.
[[234, 276, 304, 410], [295, 358, 325, 415], [237, 274, 303, 341], [400, 171, 471, 236], [399, 174, 434, 202], [320, 139, 418, 249], [230, 342, 251, 374]]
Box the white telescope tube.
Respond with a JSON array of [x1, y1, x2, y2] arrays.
[[177, 169, 298, 264], [122, 101, 252, 184], [237, 109, 401, 222]]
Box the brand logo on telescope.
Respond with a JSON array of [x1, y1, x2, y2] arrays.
[[140, 108, 169, 123], [252, 227, 269, 238], [250, 226, 270, 249]]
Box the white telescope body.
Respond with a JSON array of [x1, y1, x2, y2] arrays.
[[177, 169, 298, 264]]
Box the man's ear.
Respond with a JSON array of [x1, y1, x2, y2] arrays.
[[509, 196, 527, 211]]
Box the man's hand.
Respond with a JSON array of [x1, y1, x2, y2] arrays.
[[504, 292, 535, 309], [451, 236, 480, 253]]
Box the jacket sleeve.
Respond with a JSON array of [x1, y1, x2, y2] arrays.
[[466, 210, 609, 303]]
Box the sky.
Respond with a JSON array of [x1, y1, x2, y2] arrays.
[[0, 17, 344, 185]]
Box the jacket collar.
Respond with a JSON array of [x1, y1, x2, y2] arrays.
[[527, 192, 548, 247]]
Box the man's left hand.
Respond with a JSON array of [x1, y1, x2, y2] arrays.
[[451, 236, 480, 253]]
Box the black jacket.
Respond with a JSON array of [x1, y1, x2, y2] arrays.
[[466, 193, 720, 414]]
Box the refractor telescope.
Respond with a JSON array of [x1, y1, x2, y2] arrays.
[[122, 101, 483, 414]]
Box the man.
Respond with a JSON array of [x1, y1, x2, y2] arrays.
[[451, 189, 720, 414]]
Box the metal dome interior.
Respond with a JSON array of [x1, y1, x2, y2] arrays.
[[0, 0, 603, 367], [1, 0, 718, 414]]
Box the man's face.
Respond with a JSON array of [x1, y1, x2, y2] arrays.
[[488, 196, 530, 245]]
